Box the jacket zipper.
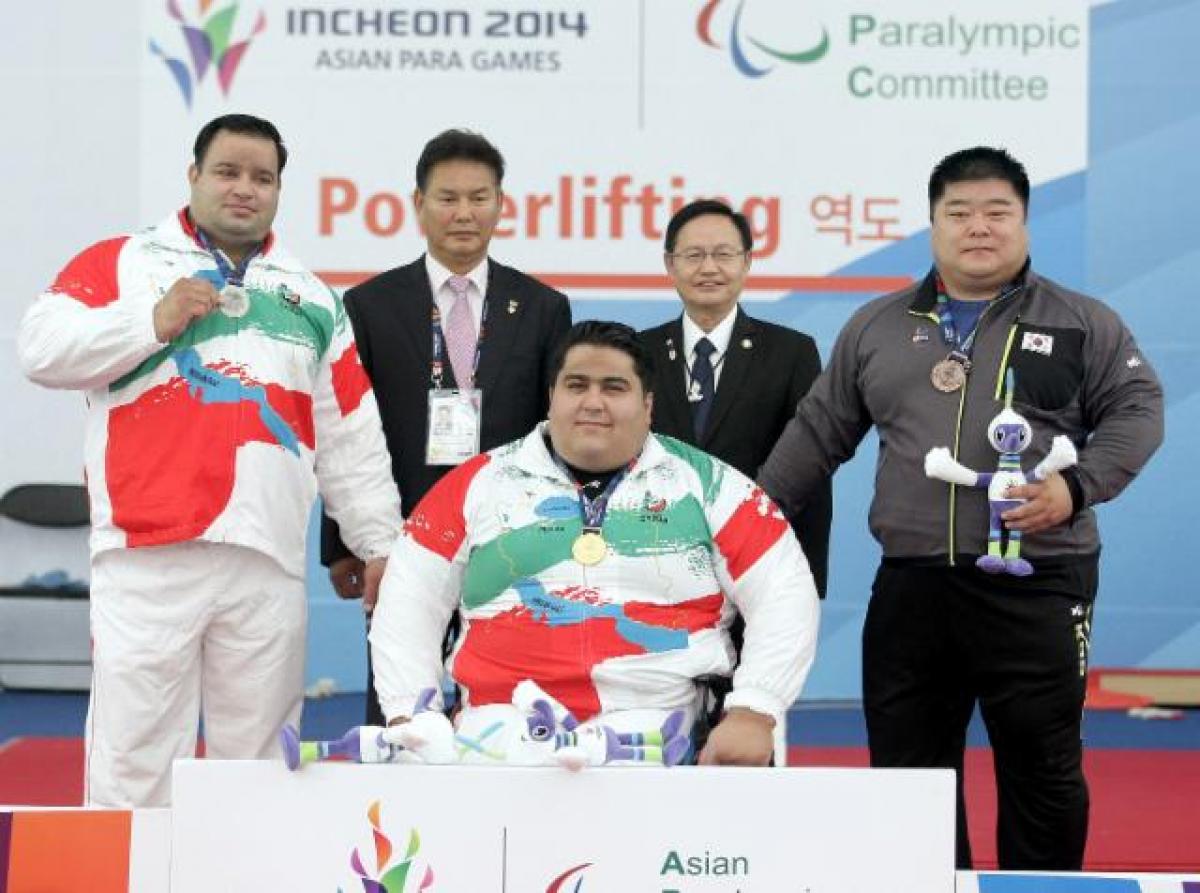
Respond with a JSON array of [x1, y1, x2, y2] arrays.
[[910, 291, 1019, 567]]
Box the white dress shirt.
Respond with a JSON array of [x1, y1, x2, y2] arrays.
[[425, 254, 488, 333], [682, 307, 737, 389]]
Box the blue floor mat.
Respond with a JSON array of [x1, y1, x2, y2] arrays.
[[2, 691, 1198, 750]]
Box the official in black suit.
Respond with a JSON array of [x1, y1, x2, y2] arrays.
[[321, 130, 571, 723], [640, 200, 831, 596]]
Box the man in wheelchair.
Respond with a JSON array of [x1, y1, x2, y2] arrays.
[[369, 321, 820, 766]]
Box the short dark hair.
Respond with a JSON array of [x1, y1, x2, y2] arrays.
[[193, 114, 288, 175], [928, 147, 1029, 217], [415, 129, 505, 192], [548, 321, 655, 395], [664, 199, 753, 253]]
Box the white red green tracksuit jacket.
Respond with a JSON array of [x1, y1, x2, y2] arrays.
[[17, 210, 401, 574], [371, 426, 820, 725]]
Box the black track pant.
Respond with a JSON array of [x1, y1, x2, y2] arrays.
[[863, 560, 1095, 870]]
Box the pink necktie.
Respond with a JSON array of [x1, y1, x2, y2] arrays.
[[444, 275, 477, 388]]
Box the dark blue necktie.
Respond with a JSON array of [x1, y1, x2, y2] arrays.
[[691, 337, 716, 439]]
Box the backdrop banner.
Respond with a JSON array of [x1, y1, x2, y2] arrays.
[[136, 0, 1087, 293]]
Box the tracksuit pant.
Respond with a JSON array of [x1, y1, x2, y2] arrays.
[[863, 558, 1096, 870], [85, 541, 306, 807]]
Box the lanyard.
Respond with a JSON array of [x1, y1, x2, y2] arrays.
[[194, 228, 259, 286], [430, 293, 489, 389]]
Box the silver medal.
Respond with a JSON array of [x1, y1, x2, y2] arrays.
[[220, 284, 250, 318]]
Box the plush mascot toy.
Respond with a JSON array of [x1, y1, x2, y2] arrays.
[[280, 680, 690, 771], [279, 688, 455, 769], [924, 370, 1078, 576]]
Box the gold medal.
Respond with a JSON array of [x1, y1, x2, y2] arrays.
[[931, 358, 966, 393], [572, 531, 608, 566]]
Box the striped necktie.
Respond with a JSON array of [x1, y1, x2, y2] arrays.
[[444, 275, 477, 387]]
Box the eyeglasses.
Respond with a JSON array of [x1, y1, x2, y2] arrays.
[[666, 247, 747, 270]]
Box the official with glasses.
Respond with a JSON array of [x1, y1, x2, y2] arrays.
[[640, 199, 831, 597]]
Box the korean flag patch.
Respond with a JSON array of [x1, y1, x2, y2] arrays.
[[1021, 331, 1054, 356]]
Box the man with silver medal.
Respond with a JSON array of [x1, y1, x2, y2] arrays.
[[16, 114, 401, 808]]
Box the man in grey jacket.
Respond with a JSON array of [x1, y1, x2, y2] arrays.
[[759, 147, 1163, 871]]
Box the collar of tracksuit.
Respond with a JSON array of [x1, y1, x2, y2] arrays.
[[907, 257, 1033, 314]]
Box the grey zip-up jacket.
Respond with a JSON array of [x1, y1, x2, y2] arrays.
[[759, 265, 1164, 562]]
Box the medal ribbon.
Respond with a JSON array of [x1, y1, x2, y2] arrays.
[[933, 274, 1022, 367], [579, 471, 627, 530], [550, 452, 631, 532], [194, 227, 259, 287]]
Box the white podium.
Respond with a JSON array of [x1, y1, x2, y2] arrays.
[[170, 761, 955, 891]]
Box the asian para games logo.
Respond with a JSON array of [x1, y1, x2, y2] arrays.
[[338, 800, 435, 893], [148, 0, 266, 108], [546, 862, 593, 892], [696, 0, 829, 78]]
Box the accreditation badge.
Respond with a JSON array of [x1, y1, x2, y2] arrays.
[[426, 388, 482, 465]]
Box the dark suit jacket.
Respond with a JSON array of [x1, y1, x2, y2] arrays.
[[321, 255, 571, 563], [639, 308, 832, 596]]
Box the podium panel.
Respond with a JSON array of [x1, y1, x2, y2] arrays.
[[171, 761, 954, 891]]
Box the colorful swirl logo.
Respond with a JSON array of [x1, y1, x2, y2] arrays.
[[546, 862, 593, 892], [696, 0, 829, 78], [338, 800, 435, 893], [148, 0, 266, 108]]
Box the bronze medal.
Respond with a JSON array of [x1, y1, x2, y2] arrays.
[[572, 531, 608, 566], [931, 358, 966, 393]]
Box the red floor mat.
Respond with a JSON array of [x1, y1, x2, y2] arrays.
[[0, 737, 206, 808], [789, 745, 1200, 872], [0, 738, 82, 806]]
